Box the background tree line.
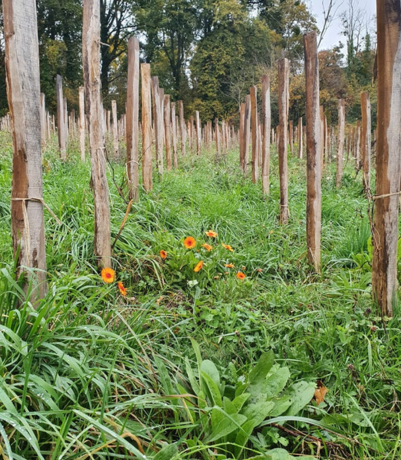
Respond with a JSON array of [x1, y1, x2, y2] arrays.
[[0, 0, 376, 127]]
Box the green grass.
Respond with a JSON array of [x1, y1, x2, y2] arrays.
[[0, 132, 400, 459]]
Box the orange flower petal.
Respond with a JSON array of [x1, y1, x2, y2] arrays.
[[222, 243, 234, 252], [224, 263, 234, 268], [236, 272, 246, 280], [160, 250, 167, 259], [202, 243, 213, 251], [118, 281, 127, 296], [194, 260, 203, 272], [205, 230, 218, 238]]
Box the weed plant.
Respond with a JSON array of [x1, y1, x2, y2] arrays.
[[0, 132, 400, 459]]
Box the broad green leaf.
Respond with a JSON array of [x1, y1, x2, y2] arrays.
[[264, 367, 290, 399], [153, 443, 178, 460], [223, 396, 237, 415], [234, 419, 256, 458], [205, 412, 247, 443], [185, 357, 200, 395], [286, 381, 316, 416], [201, 371, 222, 407], [242, 401, 275, 427], [200, 360, 220, 387], [269, 396, 292, 417], [232, 393, 251, 412], [249, 351, 274, 387]]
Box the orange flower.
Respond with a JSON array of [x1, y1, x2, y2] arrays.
[[183, 236, 196, 249], [194, 260, 203, 272], [222, 243, 234, 252], [160, 250, 167, 259], [205, 230, 218, 238], [236, 272, 246, 280], [224, 263, 234, 268], [101, 267, 115, 284], [202, 243, 213, 251], [118, 282, 127, 296]]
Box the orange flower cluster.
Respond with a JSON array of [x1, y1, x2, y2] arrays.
[[183, 236, 196, 249], [222, 243, 234, 252]]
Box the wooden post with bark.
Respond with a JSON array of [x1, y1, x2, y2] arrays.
[[372, 1, 401, 317], [56, 75, 67, 159], [261, 75, 271, 195], [79, 86, 85, 161], [278, 58, 290, 224], [361, 92, 371, 192], [179, 100, 186, 156], [244, 95, 251, 175], [195, 111, 201, 155], [40, 93, 46, 148], [4, 0, 47, 299], [171, 102, 178, 169], [82, 0, 111, 268], [141, 63, 153, 191], [250, 86, 259, 183], [298, 117, 303, 159], [164, 95, 172, 170], [126, 36, 140, 201], [336, 99, 345, 187], [304, 31, 322, 273], [289, 120, 293, 154], [112, 100, 119, 158]]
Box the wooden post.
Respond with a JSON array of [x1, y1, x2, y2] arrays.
[[79, 86, 85, 161], [154, 81, 164, 176], [171, 102, 178, 169], [320, 106, 324, 166], [164, 94, 172, 170], [40, 93, 46, 148], [111, 100, 119, 158], [261, 75, 271, 195], [355, 121, 361, 170], [179, 100, 186, 156], [215, 119, 221, 158], [250, 86, 258, 183], [278, 58, 290, 224], [298, 117, 303, 159], [4, 0, 47, 299], [83, 0, 111, 268], [195, 111, 201, 155], [239, 102, 245, 170], [56, 75, 67, 159], [336, 99, 345, 187], [361, 92, 371, 192], [126, 36, 140, 201], [289, 120, 293, 154], [244, 95, 251, 175], [141, 63, 152, 191], [304, 31, 322, 273], [372, 1, 401, 317]]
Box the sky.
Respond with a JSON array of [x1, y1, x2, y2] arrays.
[[308, 0, 377, 50]]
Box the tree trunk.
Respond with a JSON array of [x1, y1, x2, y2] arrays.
[[304, 31, 322, 273], [4, 0, 47, 300], [372, 0, 401, 317], [83, 0, 111, 268]]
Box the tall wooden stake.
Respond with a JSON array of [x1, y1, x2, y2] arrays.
[[126, 36, 140, 201], [79, 86, 85, 161], [304, 32, 322, 273], [261, 75, 271, 195], [372, 1, 401, 317], [250, 86, 258, 183], [179, 100, 186, 156], [83, 0, 111, 268], [361, 92, 371, 192], [195, 111, 201, 155], [141, 63, 152, 191], [336, 99, 345, 187], [4, 0, 47, 299], [278, 58, 290, 224], [171, 102, 178, 169], [244, 95, 251, 175], [56, 75, 67, 159], [164, 95, 172, 170], [298, 117, 303, 159], [112, 100, 119, 158]]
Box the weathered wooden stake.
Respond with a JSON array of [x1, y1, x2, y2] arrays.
[[372, 1, 401, 317], [171, 102, 178, 169], [250, 86, 258, 183], [278, 58, 290, 224], [244, 95, 251, 175], [164, 95, 172, 170], [82, 0, 111, 267], [261, 75, 271, 195], [4, 0, 47, 299], [56, 75, 67, 159], [126, 36, 140, 201], [141, 63, 153, 191], [336, 99, 345, 187], [195, 111, 201, 155], [111, 100, 119, 158], [304, 31, 322, 273], [179, 100, 186, 156], [361, 92, 371, 192], [79, 86, 85, 161], [298, 117, 303, 159]]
